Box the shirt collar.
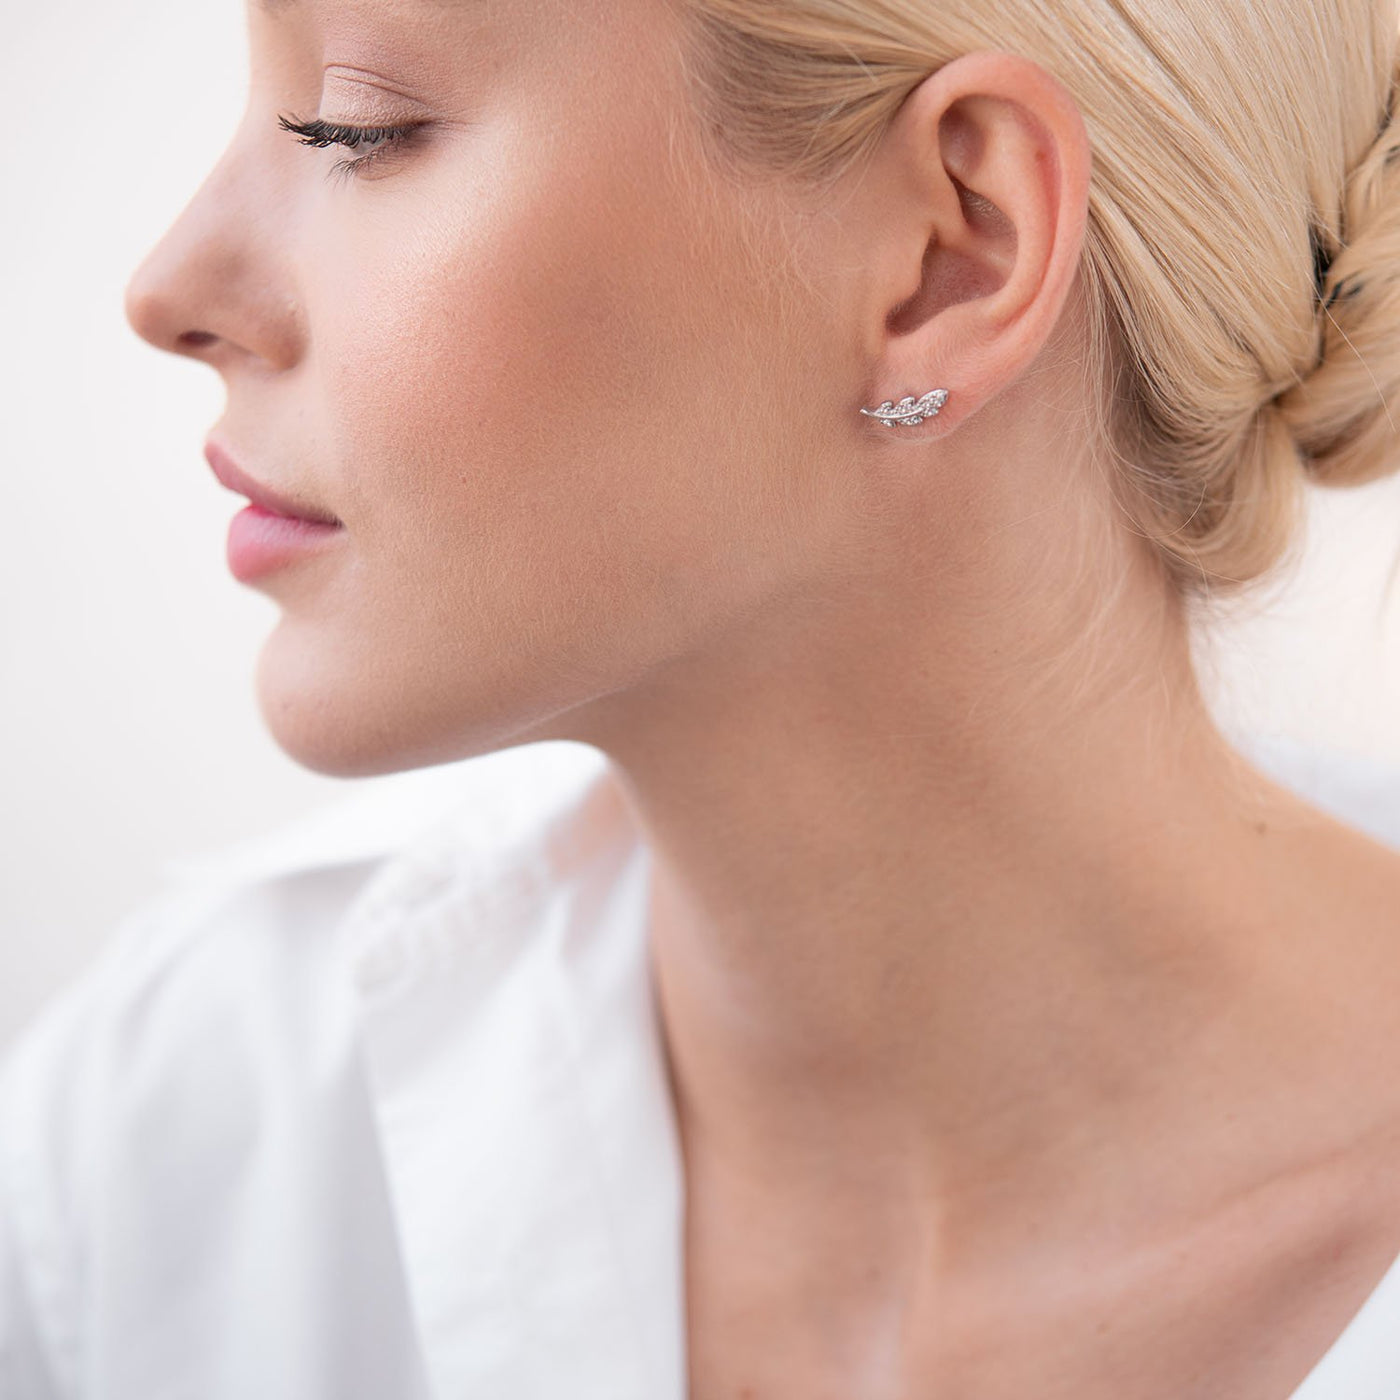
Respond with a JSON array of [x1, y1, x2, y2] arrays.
[[337, 742, 685, 1400]]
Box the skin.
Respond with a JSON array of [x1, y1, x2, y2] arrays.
[[124, 0, 1400, 1394]]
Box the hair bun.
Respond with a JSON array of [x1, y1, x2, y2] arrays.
[[1273, 54, 1400, 486]]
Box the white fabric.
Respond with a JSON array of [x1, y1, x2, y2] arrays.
[[3, 732, 1400, 1399]]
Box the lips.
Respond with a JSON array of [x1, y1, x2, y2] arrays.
[[203, 440, 342, 526]]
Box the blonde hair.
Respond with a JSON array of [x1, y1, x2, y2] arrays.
[[670, 0, 1400, 603]]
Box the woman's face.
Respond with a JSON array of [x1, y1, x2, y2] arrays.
[[124, 0, 874, 776]]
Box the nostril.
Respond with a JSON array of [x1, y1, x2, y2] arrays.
[[178, 330, 218, 349]]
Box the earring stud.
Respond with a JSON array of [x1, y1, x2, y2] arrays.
[[859, 388, 949, 427]]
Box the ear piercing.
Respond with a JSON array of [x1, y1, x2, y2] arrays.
[[859, 388, 949, 427]]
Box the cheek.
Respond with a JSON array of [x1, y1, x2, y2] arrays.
[[265, 111, 845, 773], [310, 135, 795, 637]]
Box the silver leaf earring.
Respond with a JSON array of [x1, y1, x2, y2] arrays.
[[859, 388, 949, 427]]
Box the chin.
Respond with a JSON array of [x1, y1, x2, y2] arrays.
[[250, 631, 431, 779], [248, 627, 584, 780], [253, 690, 415, 780]]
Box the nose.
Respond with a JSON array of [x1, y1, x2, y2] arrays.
[[123, 144, 303, 373]]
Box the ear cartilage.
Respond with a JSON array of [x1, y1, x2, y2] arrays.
[[859, 388, 949, 426]]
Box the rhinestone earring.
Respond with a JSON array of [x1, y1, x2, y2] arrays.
[[859, 388, 949, 427]]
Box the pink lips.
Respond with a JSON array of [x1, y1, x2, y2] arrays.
[[203, 440, 344, 582]]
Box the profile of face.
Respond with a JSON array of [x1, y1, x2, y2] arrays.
[[124, 0, 1090, 779]]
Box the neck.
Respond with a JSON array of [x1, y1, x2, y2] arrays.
[[556, 434, 1400, 1291], [578, 549, 1397, 1265]]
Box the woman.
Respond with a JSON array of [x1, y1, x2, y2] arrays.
[[5, 0, 1400, 1395]]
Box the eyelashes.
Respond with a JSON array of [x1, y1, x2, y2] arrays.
[[276, 112, 424, 184]]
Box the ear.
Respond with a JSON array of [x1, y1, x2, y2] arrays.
[[850, 50, 1091, 437]]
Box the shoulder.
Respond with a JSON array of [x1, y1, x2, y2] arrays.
[[0, 793, 392, 1396], [1228, 729, 1400, 851], [0, 738, 611, 1158], [0, 740, 611, 1396]]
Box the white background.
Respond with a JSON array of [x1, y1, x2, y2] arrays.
[[3, 0, 1399, 1053]]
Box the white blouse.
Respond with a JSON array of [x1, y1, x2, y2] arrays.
[[3, 733, 1400, 1399]]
